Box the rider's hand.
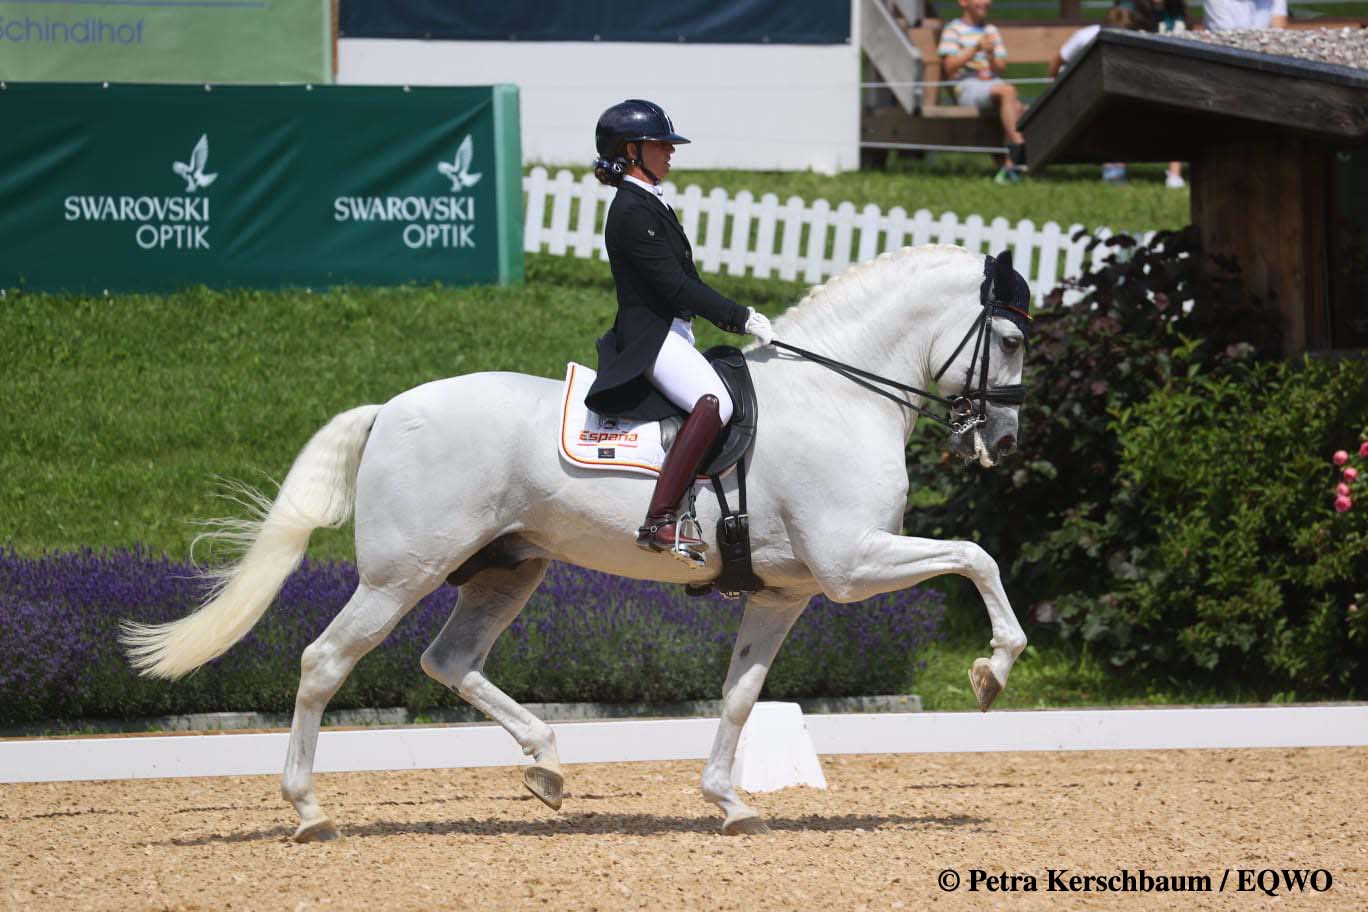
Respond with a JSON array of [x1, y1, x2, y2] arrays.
[[744, 308, 774, 346]]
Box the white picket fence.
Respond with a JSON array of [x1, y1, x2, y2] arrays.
[[523, 167, 1142, 301]]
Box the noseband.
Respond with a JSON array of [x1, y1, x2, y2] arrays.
[[770, 255, 1028, 434]]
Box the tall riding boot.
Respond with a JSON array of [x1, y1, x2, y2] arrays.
[[637, 394, 723, 555]]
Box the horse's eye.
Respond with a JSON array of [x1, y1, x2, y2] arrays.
[[1001, 335, 1022, 354]]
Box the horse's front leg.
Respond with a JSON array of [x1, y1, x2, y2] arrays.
[[817, 531, 1027, 711], [700, 589, 810, 835]]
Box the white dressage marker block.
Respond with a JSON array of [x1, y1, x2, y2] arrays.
[[731, 701, 827, 793]]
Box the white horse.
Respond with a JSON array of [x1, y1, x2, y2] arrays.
[[121, 244, 1028, 841]]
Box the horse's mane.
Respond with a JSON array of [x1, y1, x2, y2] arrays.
[[773, 244, 977, 335]]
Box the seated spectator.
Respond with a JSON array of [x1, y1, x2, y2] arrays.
[[937, 0, 1026, 184], [1202, 0, 1287, 31]]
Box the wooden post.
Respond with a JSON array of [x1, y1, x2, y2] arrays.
[[1191, 139, 1313, 353], [1303, 146, 1332, 350]]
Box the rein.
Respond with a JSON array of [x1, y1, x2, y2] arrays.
[[768, 256, 1028, 435]]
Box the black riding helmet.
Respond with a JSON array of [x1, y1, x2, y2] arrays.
[[593, 99, 689, 185], [595, 99, 689, 157]]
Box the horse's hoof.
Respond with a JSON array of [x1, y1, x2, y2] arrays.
[[523, 765, 564, 810], [292, 817, 340, 843], [969, 658, 1003, 712], [722, 813, 771, 836]]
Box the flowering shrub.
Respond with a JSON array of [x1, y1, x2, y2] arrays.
[[1051, 357, 1368, 695], [903, 229, 1368, 695], [905, 227, 1279, 608], [0, 548, 944, 725], [1331, 440, 1368, 512]]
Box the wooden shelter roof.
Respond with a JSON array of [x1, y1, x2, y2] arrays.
[[1019, 30, 1368, 166]]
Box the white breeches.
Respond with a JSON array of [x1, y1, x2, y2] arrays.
[[646, 320, 734, 424]]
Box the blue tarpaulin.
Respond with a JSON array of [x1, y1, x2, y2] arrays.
[[340, 0, 850, 45]]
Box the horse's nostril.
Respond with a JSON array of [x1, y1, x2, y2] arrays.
[[996, 434, 1016, 453]]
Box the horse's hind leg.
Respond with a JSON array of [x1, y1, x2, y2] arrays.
[[419, 558, 564, 809], [700, 589, 809, 835], [282, 579, 436, 842]]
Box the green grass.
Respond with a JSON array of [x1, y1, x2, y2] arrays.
[[915, 584, 1275, 711], [916, 630, 1269, 711], [1, 266, 598, 556], [0, 255, 805, 557]]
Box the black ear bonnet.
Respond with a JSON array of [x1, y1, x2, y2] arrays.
[[981, 250, 1033, 338]]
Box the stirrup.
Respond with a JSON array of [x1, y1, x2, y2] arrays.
[[636, 517, 708, 568], [667, 538, 708, 567], [671, 512, 708, 566]]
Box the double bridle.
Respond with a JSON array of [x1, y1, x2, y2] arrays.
[[769, 256, 1029, 435]]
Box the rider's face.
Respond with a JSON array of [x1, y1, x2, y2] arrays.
[[638, 140, 674, 180]]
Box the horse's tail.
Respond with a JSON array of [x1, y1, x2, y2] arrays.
[[120, 404, 383, 680]]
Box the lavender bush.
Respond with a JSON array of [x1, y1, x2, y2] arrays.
[[0, 547, 944, 725]]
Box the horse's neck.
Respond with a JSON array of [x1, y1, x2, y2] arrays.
[[793, 287, 930, 371], [777, 285, 939, 410]]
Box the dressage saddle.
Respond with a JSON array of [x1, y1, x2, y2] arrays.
[[449, 346, 765, 598], [658, 345, 757, 477]]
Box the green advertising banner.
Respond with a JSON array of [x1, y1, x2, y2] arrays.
[[0, 83, 524, 291], [0, 1, 330, 84]]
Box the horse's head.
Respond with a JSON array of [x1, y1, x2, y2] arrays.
[[932, 250, 1031, 468]]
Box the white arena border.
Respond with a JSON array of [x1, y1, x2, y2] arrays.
[[2, 705, 1365, 784]]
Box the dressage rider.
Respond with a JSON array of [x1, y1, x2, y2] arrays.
[[585, 99, 774, 558]]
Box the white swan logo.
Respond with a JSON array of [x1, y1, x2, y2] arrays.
[[172, 134, 218, 192], [436, 135, 481, 191]]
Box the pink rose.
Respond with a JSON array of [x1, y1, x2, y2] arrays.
[[1351, 604, 1360, 614], [1361, 441, 1368, 458], [1339, 483, 1352, 496], [1334, 450, 1350, 465], [1346, 467, 1360, 482], [1335, 495, 1353, 512]]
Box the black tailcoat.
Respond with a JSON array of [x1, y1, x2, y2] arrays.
[[584, 181, 749, 420]]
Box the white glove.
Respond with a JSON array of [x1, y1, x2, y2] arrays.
[[744, 307, 774, 346]]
